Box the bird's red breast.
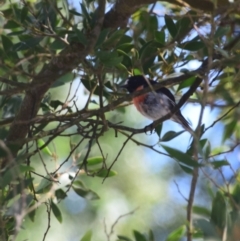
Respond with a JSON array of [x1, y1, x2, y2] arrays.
[[132, 85, 147, 113]]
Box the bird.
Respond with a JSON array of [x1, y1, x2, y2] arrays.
[[120, 75, 192, 132]]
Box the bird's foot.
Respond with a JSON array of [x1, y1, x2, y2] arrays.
[[144, 123, 155, 134]]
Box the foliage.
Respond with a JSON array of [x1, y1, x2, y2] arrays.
[[0, 0, 240, 241]]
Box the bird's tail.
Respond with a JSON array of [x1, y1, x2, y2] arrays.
[[173, 111, 194, 134]]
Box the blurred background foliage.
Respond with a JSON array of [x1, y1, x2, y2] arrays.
[[0, 0, 240, 241]]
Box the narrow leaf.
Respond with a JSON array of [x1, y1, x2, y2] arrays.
[[37, 139, 53, 156], [87, 156, 104, 166], [160, 130, 185, 142], [164, 15, 177, 38], [211, 160, 229, 169], [162, 145, 201, 167], [51, 201, 63, 223], [95, 169, 117, 178]]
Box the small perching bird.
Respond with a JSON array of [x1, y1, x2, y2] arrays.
[[121, 75, 192, 133]]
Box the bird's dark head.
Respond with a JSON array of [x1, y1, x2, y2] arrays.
[[121, 75, 149, 93]]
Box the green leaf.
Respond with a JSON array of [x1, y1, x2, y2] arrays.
[[51, 201, 63, 223], [50, 39, 67, 50], [2, 35, 13, 52], [103, 29, 126, 48], [211, 160, 229, 169], [72, 185, 100, 200], [214, 26, 230, 39], [164, 15, 177, 38], [193, 206, 211, 217], [12, 37, 43, 51], [117, 34, 132, 46], [210, 191, 227, 230], [52, 72, 75, 88], [74, 27, 88, 46], [222, 120, 237, 142], [133, 230, 147, 241], [117, 49, 132, 68], [35, 176, 52, 194], [117, 43, 134, 53], [55, 189, 67, 201], [69, 9, 82, 16], [80, 230, 92, 241], [28, 201, 36, 222], [179, 164, 193, 174], [177, 76, 196, 91], [175, 11, 195, 39], [21, 6, 28, 23], [133, 68, 142, 75], [194, 219, 218, 238], [179, 41, 205, 51], [19, 164, 35, 173], [117, 235, 133, 241], [37, 139, 53, 156], [4, 20, 21, 29], [154, 31, 165, 45], [166, 225, 186, 241], [160, 130, 185, 142], [1, 166, 19, 189], [87, 156, 104, 166], [161, 145, 201, 167], [231, 183, 240, 206], [95, 28, 110, 47], [155, 123, 163, 137], [95, 169, 117, 178], [148, 230, 154, 241], [96, 50, 123, 67], [204, 140, 211, 159]]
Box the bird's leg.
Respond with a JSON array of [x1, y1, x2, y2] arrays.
[[144, 122, 155, 134]]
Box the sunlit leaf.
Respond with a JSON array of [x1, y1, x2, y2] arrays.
[[133, 68, 142, 75], [166, 225, 186, 241], [80, 230, 92, 241], [87, 156, 104, 166], [95, 169, 117, 178], [37, 139, 53, 156], [154, 31, 165, 45], [177, 76, 196, 91]]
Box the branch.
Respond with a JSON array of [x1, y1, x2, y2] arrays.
[[4, 0, 106, 163]]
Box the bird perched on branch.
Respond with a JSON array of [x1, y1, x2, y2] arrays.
[[121, 75, 192, 132]]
